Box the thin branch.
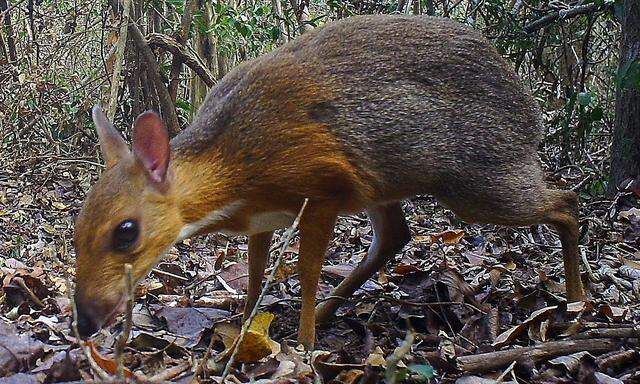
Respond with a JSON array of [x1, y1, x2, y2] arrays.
[[147, 32, 215, 87], [523, 3, 609, 33], [385, 328, 416, 383]]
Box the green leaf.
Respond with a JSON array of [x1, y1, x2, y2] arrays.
[[408, 364, 436, 380], [165, 0, 184, 7], [577, 92, 591, 106], [591, 106, 604, 121], [270, 26, 280, 41], [175, 99, 192, 113], [589, 179, 608, 197]]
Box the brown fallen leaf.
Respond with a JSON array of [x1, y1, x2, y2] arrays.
[[493, 301, 591, 348], [86, 341, 137, 379], [431, 230, 465, 244], [597, 304, 628, 322], [333, 369, 364, 384], [0, 321, 45, 377], [393, 264, 423, 275]]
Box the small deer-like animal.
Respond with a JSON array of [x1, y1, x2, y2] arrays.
[[73, 15, 584, 349]]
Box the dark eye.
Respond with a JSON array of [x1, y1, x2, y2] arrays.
[[112, 220, 139, 251]]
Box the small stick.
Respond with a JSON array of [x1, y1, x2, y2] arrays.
[[217, 199, 309, 383], [151, 268, 190, 282], [65, 275, 112, 381], [148, 361, 192, 382], [115, 263, 135, 380], [385, 328, 416, 384]]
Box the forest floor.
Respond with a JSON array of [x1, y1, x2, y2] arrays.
[[1, 142, 640, 384]]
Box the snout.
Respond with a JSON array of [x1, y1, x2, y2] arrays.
[[73, 293, 125, 338], [75, 303, 100, 337]]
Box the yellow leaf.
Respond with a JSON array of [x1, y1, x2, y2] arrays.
[[217, 312, 277, 364], [52, 202, 68, 210], [365, 347, 386, 367]]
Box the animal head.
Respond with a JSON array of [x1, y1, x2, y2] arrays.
[[73, 106, 182, 336]]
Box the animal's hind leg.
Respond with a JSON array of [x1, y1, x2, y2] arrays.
[[436, 181, 584, 302], [542, 189, 584, 302], [316, 202, 411, 324]]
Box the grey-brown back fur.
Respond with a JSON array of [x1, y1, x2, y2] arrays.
[[174, 15, 550, 223]]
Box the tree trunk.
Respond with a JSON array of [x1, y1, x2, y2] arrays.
[[191, 0, 215, 113], [610, 0, 640, 192], [168, 0, 196, 102], [0, 0, 18, 63]]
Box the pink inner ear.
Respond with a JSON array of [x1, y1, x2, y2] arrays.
[[132, 111, 170, 184]]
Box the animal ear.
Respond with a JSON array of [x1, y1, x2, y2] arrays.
[[132, 111, 171, 185], [92, 105, 130, 168]]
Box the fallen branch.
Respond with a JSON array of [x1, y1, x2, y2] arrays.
[[457, 338, 619, 373], [147, 32, 215, 88], [570, 326, 640, 340], [597, 350, 639, 372], [523, 3, 608, 33]]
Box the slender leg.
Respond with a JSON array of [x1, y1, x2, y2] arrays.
[[315, 202, 410, 324], [544, 191, 584, 302], [297, 202, 337, 350], [243, 231, 274, 320]]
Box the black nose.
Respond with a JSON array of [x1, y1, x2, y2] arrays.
[[74, 303, 98, 338]]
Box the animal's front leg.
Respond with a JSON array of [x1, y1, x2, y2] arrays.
[[297, 201, 337, 350], [243, 231, 274, 320]]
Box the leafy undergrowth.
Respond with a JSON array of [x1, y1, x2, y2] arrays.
[[1, 155, 640, 383]]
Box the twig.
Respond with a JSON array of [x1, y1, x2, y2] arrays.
[[149, 361, 192, 382], [107, 0, 132, 121], [151, 267, 190, 282], [216, 198, 310, 383], [65, 276, 112, 381], [385, 328, 416, 384], [115, 263, 134, 380]]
